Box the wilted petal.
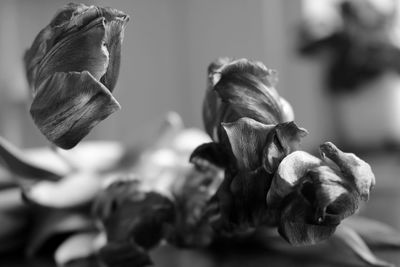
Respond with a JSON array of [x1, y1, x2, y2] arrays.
[[262, 122, 308, 174], [100, 13, 129, 91], [24, 3, 129, 149], [222, 117, 274, 171], [190, 142, 231, 168], [319, 142, 375, 200], [278, 191, 338, 245], [266, 151, 321, 208], [34, 17, 109, 88], [30, 71, 121, 149], [214, 59, 283, 125]]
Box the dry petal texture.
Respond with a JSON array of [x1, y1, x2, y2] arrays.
[[24, 3, 129, 149], [268, 142, 375, 245], [193, 58, 305, 233], [192, 58, 375, 246]]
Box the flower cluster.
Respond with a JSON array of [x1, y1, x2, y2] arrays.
[[0, 3, 398, 267], [192, 58, 375, 245]]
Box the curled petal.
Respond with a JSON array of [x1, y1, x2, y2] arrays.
[[214, 60, 283, 125], [319, 142, 375, 200], [222, 117, 274, 171], [262, 121, 308, 174], [30, 71, 121, 149], [266, 151, 321, 208], [35, 17, 109, 88], [100, 14, 129, 91], [278, 191, 338, 245]]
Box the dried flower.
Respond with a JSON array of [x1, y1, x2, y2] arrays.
[[24, 3, 129, 149], [192, 58, 375, 248], [268, 142, 375, 245]]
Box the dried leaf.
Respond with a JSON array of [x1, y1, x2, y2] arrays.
[[333, 224, 394, 267], [343, 216, 400, 248], [222, 117, 274, 171]]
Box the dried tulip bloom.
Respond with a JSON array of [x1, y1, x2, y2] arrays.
[[268, 142, 375, 245], [192, 58, 375, 245], [24, 3, 129, 149]]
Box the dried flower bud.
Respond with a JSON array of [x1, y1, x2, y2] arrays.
[[267, 142, 375, 245], [24, 3, 129, 149], [202, 58, 295, 142]]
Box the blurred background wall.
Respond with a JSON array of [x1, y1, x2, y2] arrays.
[[0, 0, 333, 150]]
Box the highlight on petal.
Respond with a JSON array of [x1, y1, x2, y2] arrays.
[[279, 97, 295, 122], [100, 13, 130, 91], [222, 117, 274, 170], [30, 71, 121, 149]]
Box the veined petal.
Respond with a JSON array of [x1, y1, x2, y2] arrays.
[[35, 17, 109, 88], [30, 71, 121, 149], [222, 117, 274, 171], [214, 59, 283, 125]]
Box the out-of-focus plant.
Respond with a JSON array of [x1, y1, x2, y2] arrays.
[[0, 112, 225, 267], [24, 3, 129, 149], [299, 0, 400, 93]]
